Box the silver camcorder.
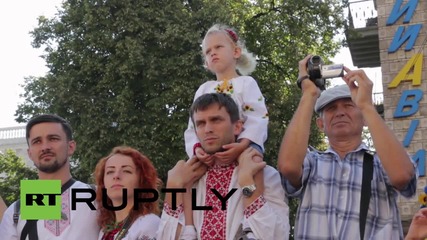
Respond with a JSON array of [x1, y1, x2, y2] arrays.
[[307, 56, 344, 90], [321, 63, 344, 79]]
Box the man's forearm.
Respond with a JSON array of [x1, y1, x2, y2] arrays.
[[362, 105, 415, 189], [278, 93, 317, 188]]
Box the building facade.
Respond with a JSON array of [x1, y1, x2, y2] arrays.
[[347, 0, 427, 231], [0, 126, 32, 167]]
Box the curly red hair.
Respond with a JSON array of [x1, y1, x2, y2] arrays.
[[94, 146, 161, 228]]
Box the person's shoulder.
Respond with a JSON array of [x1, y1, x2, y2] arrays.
[[236, 75, 256, 81], [126, 214, 159, 239], [0, 203, 17, 231], [73, 180, 96, 189], [263, 165, 281, 178], [135, 213, 160, 222], [198, 80, 217, 87], [234, 75, 257, 83], [236, 76, 262, 89], [1, 202, 16, 221], [195, 80, 217, 95], [131, 214, 160, 229], [264, 165, 278, 173]]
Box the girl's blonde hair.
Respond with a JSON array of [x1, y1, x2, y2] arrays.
[[202, 23, 257, 76]]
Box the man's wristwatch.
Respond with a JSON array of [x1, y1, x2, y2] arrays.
[[242, 184, 256, 197]]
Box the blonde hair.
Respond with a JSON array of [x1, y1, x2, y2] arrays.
[[202, 24, 257, 76]]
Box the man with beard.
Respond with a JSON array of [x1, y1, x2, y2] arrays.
[[0, 114, 99, 239]]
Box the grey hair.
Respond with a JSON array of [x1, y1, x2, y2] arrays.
[[202, 24, 257, 76]]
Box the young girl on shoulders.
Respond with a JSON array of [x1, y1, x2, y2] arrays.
[[181, 23, 268, 240], [184, 23, 268, 165]]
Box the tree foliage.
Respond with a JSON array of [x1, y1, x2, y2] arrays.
[[0, 150, 37, 205], [16, 1, 346, 237], [16, 0, 346, 181]]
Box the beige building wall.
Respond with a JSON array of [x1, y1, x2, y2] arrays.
[[0, 126, 33, 168], [376, 0, 427, 222]]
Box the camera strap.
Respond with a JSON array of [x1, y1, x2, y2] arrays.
[[360, 152, 373, 240], [20, 178, 76, 240]]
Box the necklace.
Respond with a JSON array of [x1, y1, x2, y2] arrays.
[[103, 216, 131, 240], [114, 216, 131, 240]]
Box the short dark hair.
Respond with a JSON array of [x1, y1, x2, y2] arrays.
[[26, 114, 73, 143], [190, 93, 240, 123]]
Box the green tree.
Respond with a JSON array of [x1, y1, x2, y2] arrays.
[[0, 149, 37, 205], [16, 0, 345, 180], [17, 0, 231, 182], [15, 1, 346, 238], [362, 127, 374, 150]]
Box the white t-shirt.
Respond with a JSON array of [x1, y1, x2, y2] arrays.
[[0, 181, 99, 240], [98, 214, 160, 240]]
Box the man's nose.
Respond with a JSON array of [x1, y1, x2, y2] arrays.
[[204, 122, 214, 133], [334, 107, 346, 117], [41, 141, 52, 152]]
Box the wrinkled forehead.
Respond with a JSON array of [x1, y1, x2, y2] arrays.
[[322, 97, 354, 110]]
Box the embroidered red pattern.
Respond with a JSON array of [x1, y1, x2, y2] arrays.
[[200, 164, 235, 239], [45, 189, 71, 236], [139, 236, 156, 240], [243, 195, 266, 218], [163, 202, 183, 219], [102, 222, 124, 240]]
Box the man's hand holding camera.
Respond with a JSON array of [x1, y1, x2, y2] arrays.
[[298, 55, 321, 98], [297, 54, 375, 108], [298, 54, 344, 91], [342, 66, 374, 112]]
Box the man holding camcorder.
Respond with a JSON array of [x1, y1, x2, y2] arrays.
[[278, 54, 417, 239]]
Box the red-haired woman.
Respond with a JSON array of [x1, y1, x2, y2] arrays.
[[94, 146, 161, 240]]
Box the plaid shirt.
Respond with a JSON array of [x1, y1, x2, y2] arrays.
[[282, 144, 417, 240]]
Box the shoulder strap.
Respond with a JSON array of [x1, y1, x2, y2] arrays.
[[20, 178, 76, 240], [20, 220, 38, 240], [116, 218, 132, 240], [88, 183, 96, 190], [360, 152, 374, 240], [13, 200, 20, 225], [61, 178, 76, 193]]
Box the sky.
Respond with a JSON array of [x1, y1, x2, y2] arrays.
[[0, 1, 382, 128], [0, 0, 62, 128]]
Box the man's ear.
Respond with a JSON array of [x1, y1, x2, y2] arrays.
[[316, 117, 325, 132], [27, 148, 33, 162], [68, 140, 76, 157], [233, 120, 243, 136]]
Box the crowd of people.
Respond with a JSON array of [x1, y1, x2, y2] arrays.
[[0, 23, 424, 240]]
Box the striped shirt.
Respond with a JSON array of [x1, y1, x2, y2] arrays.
[[282, 144, 417, 240]]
